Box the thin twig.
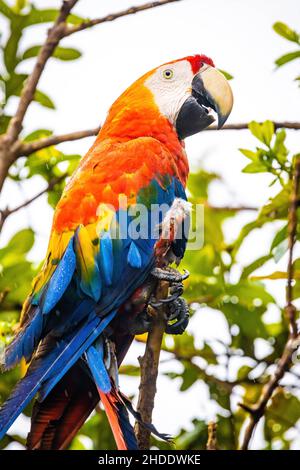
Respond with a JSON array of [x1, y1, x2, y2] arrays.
[[0, 174, 67, 232], [206, 204, 258, 212], [206, 422, 217, 450], [286, 156, 300, 337], [206, 121, 300, 131], [64, 0, 183, 36], [19, 127, 100, 156], [239, 156, 300, 450], [134, 281, 168, 449]]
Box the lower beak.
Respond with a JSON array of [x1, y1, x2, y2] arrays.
[[176, 66, 233, 140]]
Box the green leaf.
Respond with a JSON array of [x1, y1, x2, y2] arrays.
[[261, 120, 274, 146], [242, 161, 267, 173], [175, 419, 208, 450], [275, 51, 300, 67], [22, 45, 82, 61], [23, 7, 85, 27], [67, 13, 87, 25], [271, 224, 288, 251], [52, 46, 82, 61], [241, 254, 273, 280], [218, 69, 234, 80], [265, 389, 300, 446], [273, 239, 289, 262], [237, 365, 253, 381], [24, 129, 53, 142], [4, 28, 22, 73], [0, 229, 34, 259], [273, 129, 288, 164], [273, 22, 300, 43], [248, 121, 274, 146], [239, 148, 258, 161], [0, 115, 11, 134], [23, 8, 59, 27], [34, 89, 55, 109], [248, 121, 264, 142], [5, 73, 27, 99]]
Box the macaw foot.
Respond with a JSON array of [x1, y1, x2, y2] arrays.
[[165, 297, 189, 335], [149, 266, 188, 308], [151, 266, 189, 284], [129, 296, 189, 336], [128, 267, 190, 336], [128, 309, 153, 336]]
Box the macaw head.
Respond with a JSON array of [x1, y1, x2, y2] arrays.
[[144, 54, 233, 139], [101, 55, 233, 141]]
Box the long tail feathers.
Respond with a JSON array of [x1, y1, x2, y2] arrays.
[[85, 338, 138, 450], [99, 386, 138, 450], [0, 311, 116, 440]]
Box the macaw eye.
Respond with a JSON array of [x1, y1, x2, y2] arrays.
[[163, 69, 174, 80]]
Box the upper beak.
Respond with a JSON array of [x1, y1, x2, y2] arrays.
[[193, 66, 233, 129]]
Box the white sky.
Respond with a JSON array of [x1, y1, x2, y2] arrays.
[[1, 0, 300, 450]]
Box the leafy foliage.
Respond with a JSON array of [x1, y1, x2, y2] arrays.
[[273, 22, 300, 85]]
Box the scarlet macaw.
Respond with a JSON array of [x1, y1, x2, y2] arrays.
[[0, 55, 233, 450]]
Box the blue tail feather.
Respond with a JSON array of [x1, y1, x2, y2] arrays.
[[85, 337, 111, 393], [0, 310, 116, 440]]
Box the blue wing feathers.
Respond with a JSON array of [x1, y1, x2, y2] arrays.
[[99, 232, 113, 286], [41, 236, 76, 315], [127, 242, 142, 269]]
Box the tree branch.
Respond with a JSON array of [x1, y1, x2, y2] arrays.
[[134, 281, 168, 449], [16, 121, 300, 158], [239, 156, 300, 450], [206, 121, 300, 131], [206, 422, 217, 450], [0, 174, 67, 232], [64, 0, 183, 37], [19, 127, 100, 156], [206, 203, 258, 212]]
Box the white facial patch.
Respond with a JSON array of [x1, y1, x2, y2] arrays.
[[145, 60, 194, 125]]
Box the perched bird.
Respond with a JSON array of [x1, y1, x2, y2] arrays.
[[0, 55, 233, 450]]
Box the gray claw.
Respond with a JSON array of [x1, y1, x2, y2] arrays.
[[151, 267, 189, 283], [165, 298, 190, 335]]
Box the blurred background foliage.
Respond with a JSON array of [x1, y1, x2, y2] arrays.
[[0, 1, 300, 450]]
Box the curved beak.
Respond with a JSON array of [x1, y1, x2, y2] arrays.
[[176, 66, 233, 139], [197, 66, 233, 129]]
